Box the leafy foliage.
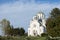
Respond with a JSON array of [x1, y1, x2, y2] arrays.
[[41, 33, 48, 37], [19, 28, 25, 36], [6, 27, 25, 36], [50, 8, 60, 18], [0, 19, 25, 36], [0, 19, 11, 35], [46, 8, 60, 37]]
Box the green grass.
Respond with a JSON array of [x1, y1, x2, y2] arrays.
[[0, 36, 47, 40]]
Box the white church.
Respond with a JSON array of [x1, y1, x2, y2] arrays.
[[28, 12, 46, 36]]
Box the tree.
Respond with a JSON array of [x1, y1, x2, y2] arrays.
[[0, 19, 25, 36], [50, 8, 60, 18], [19, 28, 25, 36], [8, 27, 25, 36], [10, 27, 25, 36], [0, 19, 11, 35], [12, 28, 20, 36], [46, 8, 60, 37]]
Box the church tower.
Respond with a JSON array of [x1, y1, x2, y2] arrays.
[[28, 12, 46, 36]]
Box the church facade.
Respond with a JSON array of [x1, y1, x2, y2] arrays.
[[28, 12, 46, 36]]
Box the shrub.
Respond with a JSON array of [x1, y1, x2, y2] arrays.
[[41, 33, 48, 37]]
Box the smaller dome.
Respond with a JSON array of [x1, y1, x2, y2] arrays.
[[36, 12, 45, 19]]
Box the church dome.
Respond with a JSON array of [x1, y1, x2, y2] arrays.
[[32, 12, 45, 21], [36, 12, 45, 19]]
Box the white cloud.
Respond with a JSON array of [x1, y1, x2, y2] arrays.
[[0, 1, 60, 31]]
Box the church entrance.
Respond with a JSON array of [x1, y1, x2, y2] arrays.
[[33, 30, 37, 36]]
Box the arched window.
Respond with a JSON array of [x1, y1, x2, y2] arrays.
[[34, 16, 39, 20], [34, 17, 37, 20], [33, 30, 36, 36]]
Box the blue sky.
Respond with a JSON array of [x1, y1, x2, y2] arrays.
[[0, 0, 60, 4], [0, 0, 60, 32]]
